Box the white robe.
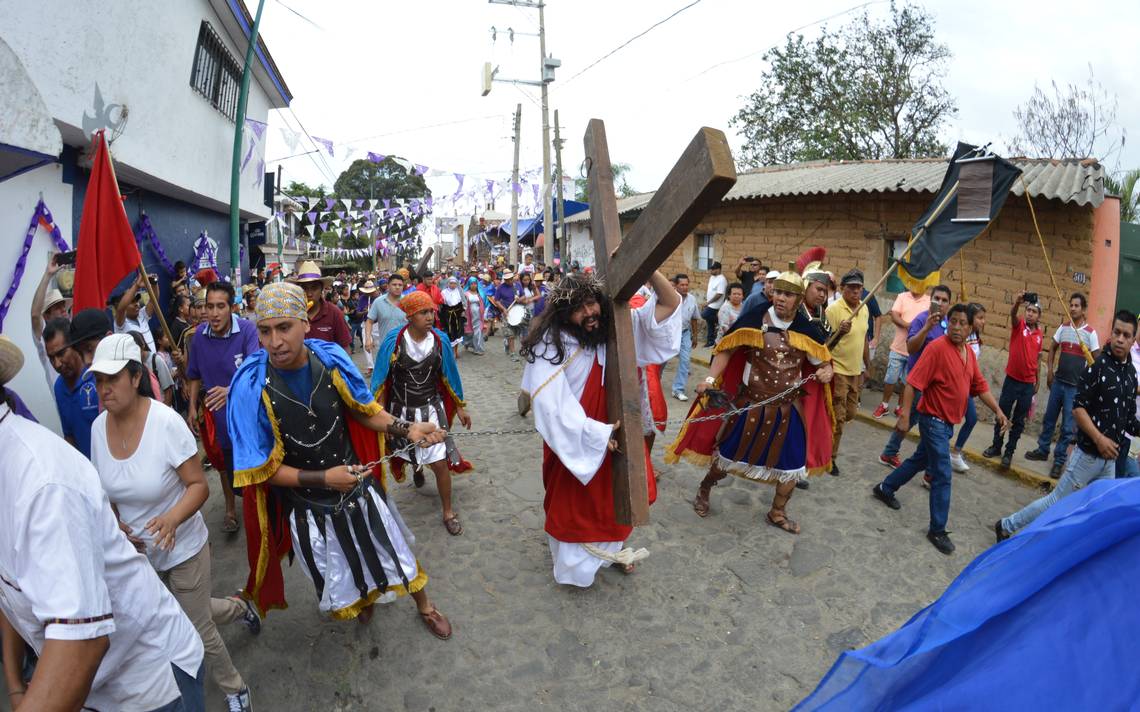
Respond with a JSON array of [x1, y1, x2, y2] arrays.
[[520, 291, 682, 585]]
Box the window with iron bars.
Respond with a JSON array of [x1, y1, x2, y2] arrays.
[[189, 22, 241, 122]]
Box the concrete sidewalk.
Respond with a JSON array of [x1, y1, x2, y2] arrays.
[[689, 344, 1055, 491]]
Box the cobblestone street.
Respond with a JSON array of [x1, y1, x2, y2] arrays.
[[202, 347, 1040, 711]]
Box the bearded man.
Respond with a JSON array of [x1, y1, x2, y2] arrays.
[[227, 283, 451, 637], [519, 272, 681, 586], [668, 272, 833, 534]]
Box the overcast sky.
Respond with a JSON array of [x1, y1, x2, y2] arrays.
[[258, 0, 1139, 206]]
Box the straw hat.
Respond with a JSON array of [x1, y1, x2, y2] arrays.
[[241, 284, 260, 296], [358, 280, 378, 294], [288, 261, 334, 286], [0, 335, 24, 385], [502, 270, 516, 279], [42, 288, 71, 316]]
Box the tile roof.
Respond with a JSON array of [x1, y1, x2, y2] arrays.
[[567, 156, 1104, 223]]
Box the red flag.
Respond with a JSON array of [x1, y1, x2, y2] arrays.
[[72, 131, 141, 312]]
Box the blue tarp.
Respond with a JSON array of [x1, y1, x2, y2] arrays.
[[796, 478, 1140, 710], [501, 200, 588, 238]]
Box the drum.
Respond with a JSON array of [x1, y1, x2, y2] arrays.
[[506, 304, 526, 327]]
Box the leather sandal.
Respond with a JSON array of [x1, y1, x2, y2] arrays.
[[443, 514, 463, 536], [766, 511, 800, 535], [419, 607, 452, 640], [693, 487, 711, 518], [221, 514, 240, 534], [413, 468, 425, 488]]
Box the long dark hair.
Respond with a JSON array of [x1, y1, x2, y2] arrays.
[[520, 276, 612, 365]]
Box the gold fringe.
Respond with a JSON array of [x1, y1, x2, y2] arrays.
[[665, 447, 713, 468], [328, 561, 430, 621], [441, 378, 466, 408], [714, 328, 765, 354], [897, 265, 942, 295], [332, 369, 382, 417], [249, 484, 272, 616], [233, 391, 285, 488], [787, 331, 831, 364], [665, 389, 718, 465]]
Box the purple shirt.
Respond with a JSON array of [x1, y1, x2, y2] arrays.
[[494, 282, 519, 310], [906, 311, 947, 371], [187, 315, 260, 446]]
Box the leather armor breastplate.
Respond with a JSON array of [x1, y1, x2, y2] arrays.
[[743, 317, 804, 400], [390, 334, 441, 409]]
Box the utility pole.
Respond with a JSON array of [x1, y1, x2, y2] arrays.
[[553, 109, 566, 262], [229, 0, 267, 286], [510, 103, 522, 266]]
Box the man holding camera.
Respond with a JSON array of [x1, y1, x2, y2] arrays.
[[113, 272, 158, 352], [983, 291, 1045, 469]]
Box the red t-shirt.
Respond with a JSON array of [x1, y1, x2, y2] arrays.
[[1006, 317, 1044, 383], [907, 335, 989, 424], [308, 300, 352, 349]]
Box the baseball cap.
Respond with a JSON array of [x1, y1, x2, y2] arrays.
[[765, 270, 781, 279], [89, 333, 141, 376], [840, 269, 864, 286], [65, 308, 112, 349]]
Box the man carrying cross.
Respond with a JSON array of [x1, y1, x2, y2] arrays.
[[520, 272, 681, 585]]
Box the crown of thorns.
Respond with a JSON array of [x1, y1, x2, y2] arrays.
[[546, 273, 607, 310]]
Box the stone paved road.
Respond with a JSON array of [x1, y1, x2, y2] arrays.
[[202, 346, 1041, 711]]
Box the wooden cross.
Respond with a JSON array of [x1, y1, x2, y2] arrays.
[[584, 119, 736, 526]]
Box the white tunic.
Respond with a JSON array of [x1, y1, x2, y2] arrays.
[[520, 291, 681, 586]]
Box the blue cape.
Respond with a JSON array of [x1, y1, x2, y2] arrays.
[[796, 479, 1140, 710], [228, 339, 380, 487], [369, 326, 464, 405]]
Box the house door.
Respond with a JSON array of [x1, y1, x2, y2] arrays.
[[1118, 223, 1140, 312]]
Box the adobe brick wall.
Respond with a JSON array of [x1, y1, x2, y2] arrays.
[[657, 192, 1096, 434]]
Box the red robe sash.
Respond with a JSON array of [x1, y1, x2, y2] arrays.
[[542, 356, 657, 543]]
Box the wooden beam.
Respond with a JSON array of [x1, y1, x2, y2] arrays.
[[607, 127, 737, 301], [415, 246, 434, 276]]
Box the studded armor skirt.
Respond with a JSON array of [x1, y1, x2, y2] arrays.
[[714, 399, 808, 484]]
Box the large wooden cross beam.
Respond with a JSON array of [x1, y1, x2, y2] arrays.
[[584, 119, 736, 526]]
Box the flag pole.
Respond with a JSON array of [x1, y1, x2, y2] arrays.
[[136, 265, 177, 352], [826, 181, 959, 350]]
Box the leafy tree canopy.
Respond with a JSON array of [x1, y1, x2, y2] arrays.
[[730, 1, 956, 167]]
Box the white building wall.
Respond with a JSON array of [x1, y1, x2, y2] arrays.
[[0, 164, 73, 429], [566, 222, 596, 268], [2, 0, 276, 218]]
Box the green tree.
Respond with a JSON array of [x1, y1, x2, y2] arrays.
[[574, 162, 636, 202], [334, 157, 432, 265], [730, 1, 956, 167], [1105, 169, 1140, 224]]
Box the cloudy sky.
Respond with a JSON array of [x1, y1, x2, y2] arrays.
[[258, 0, 1139, 205]]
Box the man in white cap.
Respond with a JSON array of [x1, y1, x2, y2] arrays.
[[0, 333, 207, 711]]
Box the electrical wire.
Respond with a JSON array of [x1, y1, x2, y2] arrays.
[[558, 0, 706, 88], [273, 0, 323, 30]]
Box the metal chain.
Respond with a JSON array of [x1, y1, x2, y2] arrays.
[[356, 372, 818, 469]]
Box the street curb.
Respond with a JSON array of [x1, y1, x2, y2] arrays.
[[692, 349, 1053, 492], [851, 411, 1054, 492]]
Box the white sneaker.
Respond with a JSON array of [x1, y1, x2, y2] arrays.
[[226, 687, 253, 712], [950, 452, 969, 472], [673, 391, 689, 401]]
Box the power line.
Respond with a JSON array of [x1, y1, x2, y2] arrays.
[[342, 114, 506, 145], [558, 0, 706, 88], [273, 0, 323, 30]]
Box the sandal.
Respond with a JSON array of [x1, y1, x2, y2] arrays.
[[418, 607, 452, 640], [222, 514, 240, 533], [443, 515, 463, 536], [766, 511, 800, 535], [413, 468, 425, 488], [618, 562, 635, 574], [693, 487, 711, 518]]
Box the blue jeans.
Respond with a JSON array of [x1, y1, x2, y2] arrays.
[[672, 327, 693, 394], [880, 413, 954, 533], [149, 662, 205, 712], [954, 398, 977, 450], [1001, 447, 1116, 534], [882, 390, 921, 458], [1116, 442, 1139, 478], [992, 376, 1034, 455], [1035, 381, 1077, 460]]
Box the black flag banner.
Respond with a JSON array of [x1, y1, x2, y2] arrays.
[[897, 142, 1022, 293]]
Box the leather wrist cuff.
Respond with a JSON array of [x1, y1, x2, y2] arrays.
[[298, 469, 325, 488], [388, 418, 412, 438]]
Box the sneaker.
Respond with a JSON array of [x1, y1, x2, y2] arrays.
[[872, 484, 901, 510], [893, 406, 902, 417], [921, 473, 932, 490], [796, 480, 810, 490], [1024, 448, 1049, 461], [1000, 453, 1012, 469], [878, 454, 901, 469], [673, 391, 689, 402], [872, 403, 889, 419], [233, 593, 261, 635], [226, 687, 253, 712], [1049, 460, 1064, 478], [994, 519, 1010, 543], [950, 452, 969, 472], [981, 445, 1001, 459], [926, 530, 955, 555]]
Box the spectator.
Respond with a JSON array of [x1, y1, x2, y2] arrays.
[[825, 269, 871, 475], [996, 310, 1138, 540], [950, 303, 987, 472], [873, 285, 931, 420], [55, 309, 112, 458], [715, 283, 745, 343], [288, 261, 351, 349], [1025, 292, 1099, 477], [734, 256, 761, 296], [983, 291, 1045, 469], [670, 274, 700, 401], [89, 334, 257, 711], [701, 261, 727, 347], [112, 272, 157, 353]]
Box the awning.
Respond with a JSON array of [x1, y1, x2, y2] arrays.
[[0, 37, 62, 182]]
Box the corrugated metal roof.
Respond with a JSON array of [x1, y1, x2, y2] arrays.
[[568, 157, 1104, 222]]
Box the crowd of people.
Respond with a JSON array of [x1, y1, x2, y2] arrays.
[[2, 241, 1139, 710]]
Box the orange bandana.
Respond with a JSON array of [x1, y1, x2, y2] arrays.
[[400, 290, 434, 316]]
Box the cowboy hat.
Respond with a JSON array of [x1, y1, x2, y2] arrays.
[[0, 335, 24, 385], [502, 270, 516, 279], [358, 280, 378, 294], [42, 288, 71, 316], [288, 261, 334, 286]]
